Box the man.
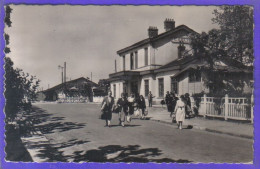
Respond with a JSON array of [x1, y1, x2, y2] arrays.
[[101, 91, 114, 127], [148, 91, 155, 107], [117, 93, 128, 127]]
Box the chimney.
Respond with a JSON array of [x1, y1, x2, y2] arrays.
[[164, 18, 175, 31], [148, 26, 158, 38]]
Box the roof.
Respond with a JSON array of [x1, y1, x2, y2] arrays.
[[117, 25, 198, 55], [43, 77, 98, 93]]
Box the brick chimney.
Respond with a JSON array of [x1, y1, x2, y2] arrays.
[[148, 26, 158, 38], [164, 18, 175, 31]]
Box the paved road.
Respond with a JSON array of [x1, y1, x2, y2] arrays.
[[29, 103, 253, 163]]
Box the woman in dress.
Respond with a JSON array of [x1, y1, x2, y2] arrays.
[[101, 91, 114, 127], [128, 93, 135, 116], [174, 95, 186, 129], [117, 93, 129, 127], [139, 95, 146, 119]]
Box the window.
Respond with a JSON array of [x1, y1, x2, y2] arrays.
[[130, 53, 134, 70], [144, 80, 149, 97], [158, 78, 164, 97], [113, 84, 116, 98], [189, 70, 201, 82], [123, 55, 125, 71], [144, 48, 148, 66], [171, 77, 178, 94], [135, 51, 138, 69]]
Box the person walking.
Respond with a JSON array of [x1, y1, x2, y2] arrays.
[[170, 92, 177, 117], [185, 93, 192, 118], [139, 95, 146, 119], [101, 91, 114, 127], [128, 93, 135, 121], [174, 95, 186, 129], [117, 93, 129, 127], [165, 91, 173, 116], [148, 91, 155, 107]]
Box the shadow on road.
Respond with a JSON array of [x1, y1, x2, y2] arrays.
[[71, 145, 192, 163], [21, 106, 86, 135], [23, 138, 90, 162]]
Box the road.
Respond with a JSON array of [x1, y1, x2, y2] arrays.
[[29, 103, 253, 163]]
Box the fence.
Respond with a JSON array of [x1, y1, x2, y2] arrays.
[[93, 96, 104, 103], [197, 94, 253, 123], [57, 96, 88, 103]]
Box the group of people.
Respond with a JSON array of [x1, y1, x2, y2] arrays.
[[165, 91, 192, 129], [100, 90, 193, 130], [100, 91, 147, 127]]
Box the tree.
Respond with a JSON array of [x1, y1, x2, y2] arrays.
[[4, 5, 41, 122], [212, 6, 253, 65], [189, 6, 253, 96], [5, 57, 40, 122], [4, 5, 12, 53]]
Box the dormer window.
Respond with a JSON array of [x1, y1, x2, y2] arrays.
[[189, 70, 201, 82]]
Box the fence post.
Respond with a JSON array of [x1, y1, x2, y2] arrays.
[[224, 94, 228, 121], [251, 94, 254, 124], [203, 94, 206, 118]]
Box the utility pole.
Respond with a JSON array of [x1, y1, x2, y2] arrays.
[[64, 62, 66, 83], [91, 72, 92, 81], [58, 65, 64, 84]]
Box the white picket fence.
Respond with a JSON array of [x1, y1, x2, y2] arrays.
[[57, 96, 88, 103], [197, 94, 253, 123], [93, 96, 105, 103]]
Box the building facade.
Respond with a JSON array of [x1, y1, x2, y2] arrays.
[[108, 19, 253, 103]]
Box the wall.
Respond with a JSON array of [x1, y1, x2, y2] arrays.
[[117, 45, 151, 72], [110, 80, 124, 99], [178, 72, 209, 95]]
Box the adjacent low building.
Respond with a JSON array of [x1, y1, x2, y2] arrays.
[[37, 77, 98, 102]]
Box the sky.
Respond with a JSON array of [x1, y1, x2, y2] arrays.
[[5, 5, 218, 90]]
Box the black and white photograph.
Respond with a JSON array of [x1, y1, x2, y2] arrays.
[[3, 5, 254, 163]]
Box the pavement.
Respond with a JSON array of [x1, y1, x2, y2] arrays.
[[146, 105, 254, 139], [8, 102, 253, 163]]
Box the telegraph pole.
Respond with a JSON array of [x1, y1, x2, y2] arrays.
[[91, 72, 92, 81], [64, 62, 66, 83], [58, 65, 64, 84]]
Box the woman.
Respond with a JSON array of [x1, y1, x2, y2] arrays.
[[139, 95, 146, 119], [117, 93, 129, 127], [166, 92, 174, 117], [174, 95, 186, 129], [101, 91, 114, 127], [185, 93, 192, 118], [128, 93, 135, 116]]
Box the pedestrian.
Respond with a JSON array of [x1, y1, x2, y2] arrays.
[[101, 90, 114, 127], [117, 93, 129, 127], [170, 92, 177, 117], [185, 93, 192, 118], [174, 95, 186, 129], [165, 91, 173, 116], [128, 93, 135, 116], [148, 91, 155, 107], [139, 95, 146, 119]]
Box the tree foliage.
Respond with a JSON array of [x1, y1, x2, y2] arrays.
[[5, 57, 40, 122], [212, 6, 253, 65], [189, 6, 253, 96], [4, 5, 12, 53]]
